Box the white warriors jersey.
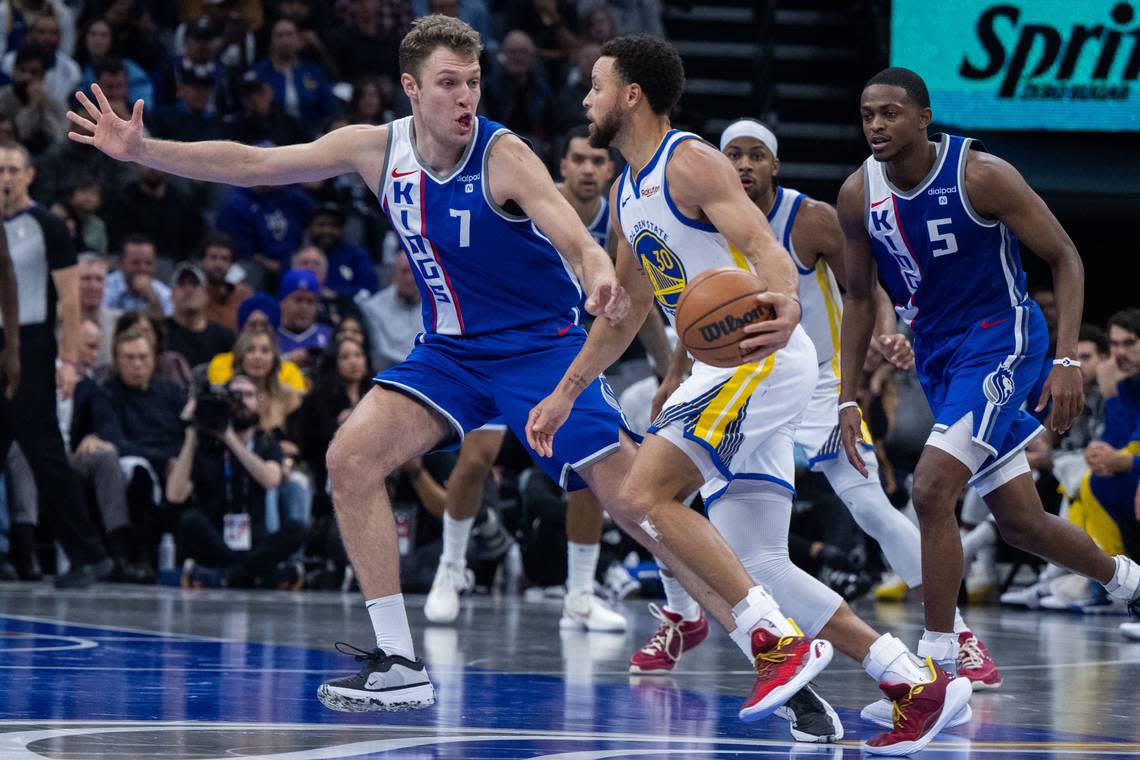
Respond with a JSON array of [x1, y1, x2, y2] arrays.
[[614, 130, 745, 327], [762, 186, 843, 371]]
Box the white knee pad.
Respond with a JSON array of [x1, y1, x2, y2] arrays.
[[708, 480, 842, 637], [817, 455, 924, 589]]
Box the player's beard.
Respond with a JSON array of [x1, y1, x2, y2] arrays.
[[589, 108, 622, 149]]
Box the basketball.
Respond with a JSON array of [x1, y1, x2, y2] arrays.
[[675, 267, 774, 368]]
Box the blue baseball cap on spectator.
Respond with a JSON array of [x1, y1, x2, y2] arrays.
[[279, 268, 320, 301], [237, 293, 280, 331]]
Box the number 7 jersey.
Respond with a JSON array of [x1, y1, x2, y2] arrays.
[[379, 115, 584, 337], [863, 133, 1028, 337]]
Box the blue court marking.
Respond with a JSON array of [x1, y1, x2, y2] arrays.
[[1, 615, 1138, 758]]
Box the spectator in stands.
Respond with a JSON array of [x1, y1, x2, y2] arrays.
[[92, 325, 188, 573], [505, 0, 579, 69], [75, 23, 153, 109], [0, 0, 77, 59], [269, 0, 339, 77], [232, 324, 303, 435], [0, 112, 14, 141], [290, 334, 372, 519], [417, 0, 496, 55], [578, 0, 663, 37], [227, 69, 306, 147], [113, 311, 193, 390], [77, 252, 119, 368], [1, 13, 80, 104], [290, 245, 360, 327], [553, 42, 598, 132], [581, 3, 616, 46], [0, 46, 67, 154], [102, 234, 172, 317], [276, 268, 331, 371], [252, 18, 337, 137], [88, 0, 165, 73], [325, 0, 404, 83], [149, 58, 226, 143], [344, 76, 393, 125], [482, 30, 554, 147], [165, 262, 236, 369], [170, 373, 306, 590], [58, 176, 107, 253], [31, 109, 132, 206], [334, 315, 368, 348], [154, 16, 221, 108], [199, 233, 253, 333], [103, 165, 205, 260], [215, 175, 316, 279], [1061, 324, 1111, 454], [359, 254, 421, 371], [171, 0, 259, 70], [207, 295, 306, 393], [306, 203, 377, 300]]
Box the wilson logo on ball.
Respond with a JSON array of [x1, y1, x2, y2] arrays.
[[698, 305, 769, 343]]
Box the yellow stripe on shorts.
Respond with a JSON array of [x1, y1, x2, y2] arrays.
[[694, 355, 777, 449]]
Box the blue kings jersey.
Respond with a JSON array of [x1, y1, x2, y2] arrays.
[[379, 116, 583, 336], [863, 134, 1027, 336]]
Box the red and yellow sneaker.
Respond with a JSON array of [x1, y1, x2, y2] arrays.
[[738, 622, 833, 722], [629, 604, 710, 674], [957, 631, 1002, 690], [863, 658, 973, 756]]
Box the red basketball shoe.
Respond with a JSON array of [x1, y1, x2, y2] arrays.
[[863, 658, 973, 756], [957, 631, 1002, 690], [629, 604, 710, 674], [738, 624, 833, 722]]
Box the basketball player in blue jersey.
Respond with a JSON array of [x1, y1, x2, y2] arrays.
[[527, 36, 969, 754], [837, 67, 1140, 724], [68, 16, 836, 720]]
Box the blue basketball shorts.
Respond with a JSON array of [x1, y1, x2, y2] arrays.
[[915, 300, 1050, 480], [374, 315, 633, 490]]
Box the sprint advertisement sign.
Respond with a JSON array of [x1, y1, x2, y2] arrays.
[[891, 1, 1140, 130]]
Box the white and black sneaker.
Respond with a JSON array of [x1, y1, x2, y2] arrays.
[[775, 684, 844, 743], [317, 643, 436, 712]]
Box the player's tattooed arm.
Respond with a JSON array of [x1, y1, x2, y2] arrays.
[[487, 133, 628, 325], [525, 184, 652, 455], [836, 166, 876, 477], [965, 150, 1084, 432]]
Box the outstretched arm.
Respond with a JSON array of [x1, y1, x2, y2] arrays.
[[68, 85, 383, 190], [836, 168, 877, 478], [525, 183, 654, 457], [488, 133, 627, 325], [965, 150, 1084, 433]]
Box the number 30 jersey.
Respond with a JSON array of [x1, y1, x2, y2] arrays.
[[379, 115, 583, 337], [863, 133, 1028, 337]]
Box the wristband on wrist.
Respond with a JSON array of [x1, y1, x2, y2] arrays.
[[1053, 357, 1081, 368], [837, 400, 860, 413]]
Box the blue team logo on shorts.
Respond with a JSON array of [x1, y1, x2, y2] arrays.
[[983, 366, 1017, 406], [634, 231, 687, 314]]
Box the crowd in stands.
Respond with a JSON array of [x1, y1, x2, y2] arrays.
[[0, 1, 1136, 630]]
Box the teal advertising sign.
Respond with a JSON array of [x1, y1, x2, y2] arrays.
[[891, 1, 1140, 130]]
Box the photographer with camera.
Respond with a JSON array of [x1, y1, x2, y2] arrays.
[[168, 373, 306, 589]]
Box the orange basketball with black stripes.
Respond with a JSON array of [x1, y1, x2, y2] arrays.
[[675, 267, 773, 368]]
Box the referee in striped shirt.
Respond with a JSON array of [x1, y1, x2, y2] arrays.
[[0, 140, 110, 588]]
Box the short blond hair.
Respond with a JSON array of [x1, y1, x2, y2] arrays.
[[399, 14, 482, 81]]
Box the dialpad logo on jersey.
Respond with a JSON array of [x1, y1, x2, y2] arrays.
[[634, 230, 686, 314], [983, 366, 1017, 406]]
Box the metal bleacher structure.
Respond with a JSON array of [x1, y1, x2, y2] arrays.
[[665, 0, 882, 202]]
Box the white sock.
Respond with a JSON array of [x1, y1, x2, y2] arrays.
[[1104, 555, 1140, 601], [365, 594, 415, 660], [660, 567, 701, 621], [953, 608, 969, 635], [863, 633, 931, 686], [916, 629, 959, 674], [731, 584, 797, 641], [566, 541, 599, 595], [441, 514, 473, 568]]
